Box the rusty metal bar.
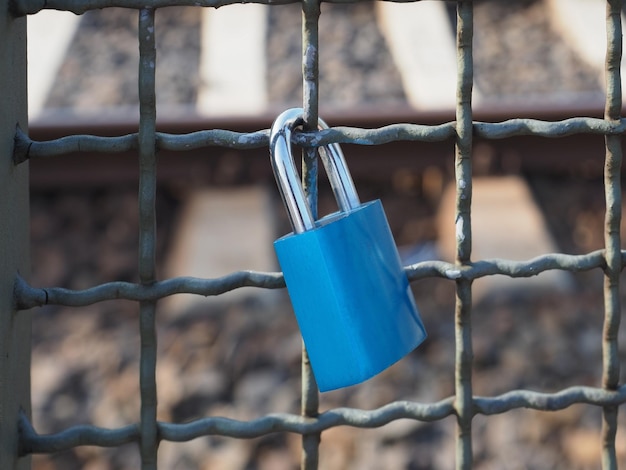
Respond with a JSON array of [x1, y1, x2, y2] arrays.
[[11, 0, 447, 16], [18, 384, 626, 454], [15, 115, 626, 191], [601, 1, 623, 469], [15, 117, 626, 164], [137, 7, 159, 470], [454, 1, 474, 469], [14, 249, 618, 310], [301, 0, 321, 467]]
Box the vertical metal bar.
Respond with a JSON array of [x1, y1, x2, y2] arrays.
[[602, 1, 622, 469], [138, 7, 159, 470], [301, 0, 321, 468], [454, 2, 474, 469], [301, 0, 320, 223], [1, 4, 30, 469]]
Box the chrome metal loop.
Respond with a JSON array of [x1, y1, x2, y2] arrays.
[[270, 108, 360, 234]]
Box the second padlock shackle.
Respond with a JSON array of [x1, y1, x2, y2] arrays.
[[270, 108, 361, 234]]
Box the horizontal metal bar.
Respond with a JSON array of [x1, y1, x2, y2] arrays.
[[11, 0, 295, 16], [459, 250, 608, 278], [474, 384, 626, 415], [408, 250, 609, 281], [158, 129, 270, 151], [19, 385, 626, 455], [11, 0, 435, 16], [160, 399, 455, 441], [14, 118, 626, 164], [13, 272, 285, 309], [293, 123, 456, 146], [13, 126, 270, 163], [14, 250, 614, 310], [19, 399, 455, 454], [473, 117, 626, 139], [18, 410, 139, 455], [283, 118, 626, 143]]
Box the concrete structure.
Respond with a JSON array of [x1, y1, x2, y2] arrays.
[[377, 1, 481, 110], [547, 0, 626, 100], [438, 176, 572, 301], [197, 4, 269, 115], [163, 187, 278, 315], [27, 10, 81, 118]]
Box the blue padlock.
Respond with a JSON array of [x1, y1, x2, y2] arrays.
[[271, 108, 427, 392]]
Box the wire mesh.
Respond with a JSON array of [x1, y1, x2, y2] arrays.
[[9, 0, 626, 469]]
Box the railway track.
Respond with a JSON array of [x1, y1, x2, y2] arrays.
[[25, 0, 619, 188]]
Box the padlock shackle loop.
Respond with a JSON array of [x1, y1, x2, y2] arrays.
[[317, 119, 361, 217], [270, 108, 360, 234]]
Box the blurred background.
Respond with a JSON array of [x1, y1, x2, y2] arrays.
[[26, 0, 626, 468]]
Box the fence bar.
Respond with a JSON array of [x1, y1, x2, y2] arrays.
[[14, 116, 626, 164], [9, 1, 626, 468], [12, 0, 454, 16], [17, 383, 626, 453], [12, 249, 617, 310], [0, 3, 30, 469], [16, 117, 626, 164], [454, 1, 474, 469], [602, 1, 623, 469], [300, 0, 321, 467], [138, 7, 159, 470]]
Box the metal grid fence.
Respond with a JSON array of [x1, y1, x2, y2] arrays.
[[6, 0, 626, 468]]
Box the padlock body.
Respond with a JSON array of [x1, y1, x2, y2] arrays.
[[274, 199, 427, 392]]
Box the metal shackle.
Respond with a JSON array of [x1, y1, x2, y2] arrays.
[[270, 108, 361, 234], [270, 108, 361, 233]]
